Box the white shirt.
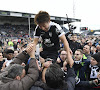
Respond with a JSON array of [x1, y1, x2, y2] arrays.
[[5, 59, 13, 67]]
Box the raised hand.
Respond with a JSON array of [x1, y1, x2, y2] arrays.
[[25, 43, 35, 58]]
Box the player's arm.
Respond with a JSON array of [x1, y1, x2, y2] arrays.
[[59, 34, 74, 68], [33, 38, 39, 45], [33, 38, 39, 51]]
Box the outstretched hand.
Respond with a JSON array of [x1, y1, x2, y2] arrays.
[[25, 43, 35, 58]]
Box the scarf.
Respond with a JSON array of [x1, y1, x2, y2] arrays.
[[89, 64, 99, 79]]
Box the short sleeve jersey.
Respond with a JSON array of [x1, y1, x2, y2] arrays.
[[34, 21, 65, 51]]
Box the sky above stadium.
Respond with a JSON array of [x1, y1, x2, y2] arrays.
[[0, 0, 100, 31]]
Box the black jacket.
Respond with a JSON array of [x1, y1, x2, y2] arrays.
[[65, 33, 83, 54]]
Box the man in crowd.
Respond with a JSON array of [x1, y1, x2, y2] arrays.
[[83, 45, 91, 60], [14, 50, 19, 57], [65, 33, 82, 54], [90, 46, 97, 55], [76, 52, 100, 90], [88, 52, 100, 81], [73, 49, 90, 81], [57, 49, 67, 67], [0, 43, 39, 90], [73, 49, 90, 90], [96, 45, 100, 52], [2, 49, 14, 69]]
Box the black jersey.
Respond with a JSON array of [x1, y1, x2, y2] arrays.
[[34, 21, 65, 52]]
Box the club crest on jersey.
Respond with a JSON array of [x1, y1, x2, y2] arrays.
[[44, 38, 54, 47], [56, 28, 60, 34], [49, 32, 52, 37]]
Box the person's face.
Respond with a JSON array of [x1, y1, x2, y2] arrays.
[[74, 51, 83, 61], [60, 51, 67, 61], [88, 42, 92, 46], [0, 53, 3, 61], [81, 38, 85, 43], [4, 41, 7, 45], [7, 53, 14, 60], [96, 45, 100, 50], [83, 45, 90, 54], [91, 46, 96, 52], [71, 36, 77, 42], [91, 46, 94, 52], [91, 57, 98, 66], [38, 21, 50, 32], [14, 41, 17, 44], [14, 51, 18, 57]]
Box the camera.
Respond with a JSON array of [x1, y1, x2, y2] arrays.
[[68, 24, 76, 33]]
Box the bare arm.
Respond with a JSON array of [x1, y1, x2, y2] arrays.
[[33, 38, 39, 51], [33, 38, 39, 45], [59, 34, 74, 68]]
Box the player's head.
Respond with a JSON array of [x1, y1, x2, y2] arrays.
[[34, 11, 50, 31]]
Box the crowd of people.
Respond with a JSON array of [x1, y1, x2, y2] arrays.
[[0, 11, 100, 90], [0, 24, 35, 37]]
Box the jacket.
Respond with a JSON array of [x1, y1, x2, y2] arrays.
[[73, 58, 90, 81], [0, 51, 39, 90], [65, 33, 83, 54]]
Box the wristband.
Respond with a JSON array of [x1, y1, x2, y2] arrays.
[[23, 50, 28, 55]]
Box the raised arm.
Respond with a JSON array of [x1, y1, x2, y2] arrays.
[[59, 34, 74, 68]]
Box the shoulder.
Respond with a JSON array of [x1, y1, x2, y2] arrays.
[[50, 21, 62, 30], [75, 41, 81, 45], [0, 79, 22, 90], [35, 25, 41, 31], [50, 21, 65, 37], [83, 59, 90, 64], [10, 80, 23, 90]]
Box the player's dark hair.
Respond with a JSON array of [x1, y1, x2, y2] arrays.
[[34, 11, 50, 25]]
